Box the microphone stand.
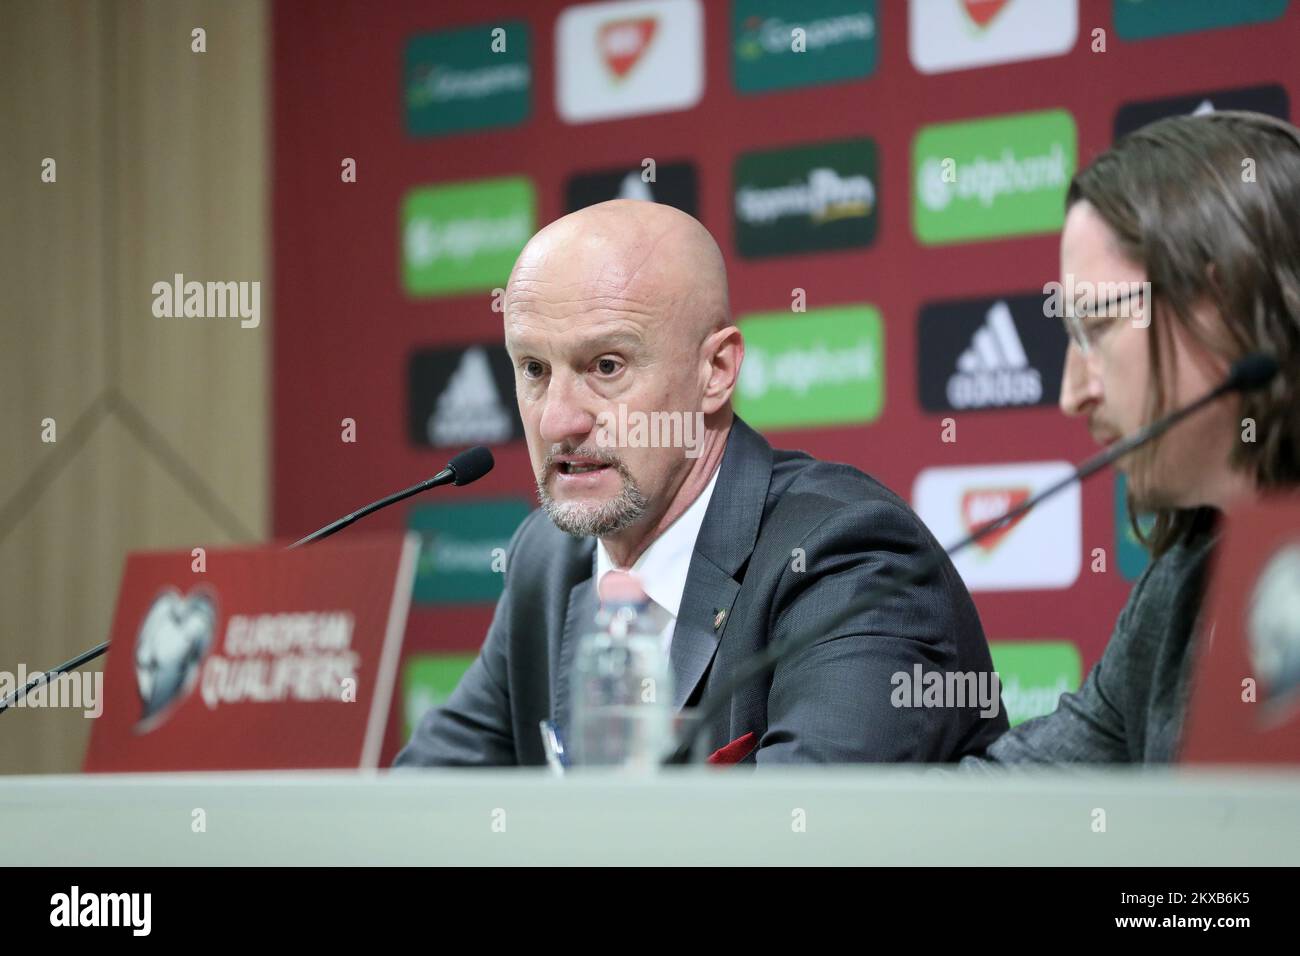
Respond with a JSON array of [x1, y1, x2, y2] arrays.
[[0, 447, 495, 715]]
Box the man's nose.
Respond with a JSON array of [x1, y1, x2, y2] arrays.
[[1059, 343, 1101, 417], [537, 371, 596, 447]]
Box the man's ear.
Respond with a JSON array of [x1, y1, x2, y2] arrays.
[[700, 325, 744, 415]]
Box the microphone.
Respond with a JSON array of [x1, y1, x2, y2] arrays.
[[0, 446, 495, 715], [289, 445, 495, 548], [662, 353, 1279, 765]]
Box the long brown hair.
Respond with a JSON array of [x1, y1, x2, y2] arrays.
[[1066, 111, 1300, 555]]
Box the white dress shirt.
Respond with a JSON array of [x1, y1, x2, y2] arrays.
[[594, 464, 721, 654]]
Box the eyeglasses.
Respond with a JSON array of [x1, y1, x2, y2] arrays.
[[1063, 283, 1153, 357]]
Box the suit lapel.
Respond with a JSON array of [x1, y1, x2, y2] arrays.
[[670, 417, 773, 710], [670, 553, 740, 710], [554, 574, 596, 738]]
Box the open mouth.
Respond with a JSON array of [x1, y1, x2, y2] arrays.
[[557, 460, 613, 476]]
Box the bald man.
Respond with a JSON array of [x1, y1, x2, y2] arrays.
[[395, 200, 1007, 767]]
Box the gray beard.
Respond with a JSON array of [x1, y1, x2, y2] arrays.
[[536, 465, 648, 538]]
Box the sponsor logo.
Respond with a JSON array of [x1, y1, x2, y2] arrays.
[[556, 0, 704, 123], [408, 498, 532, 605], [732, 0, 878, 94], [1247, 544, 1300, 708], [918, 292, 1068, 412], [913, 109, 1076, 245], [134, 587, 217, 731], [963, 485, 1031, 550], [400, 177, 535, 298], [1115, 472, 1155, 581], [988, 640, 1081, 725], [909, 0, 1077, 74], [408, 344, 524, 449], [403, 22, 531, 136], [961, 0, 1011, 27], [600, 16, 657, 77], [734, 137, 879, 257], [913, 461, 1081, 591], [1114, 83, 1290, 139], [1113, 0, 1289, 41], [565, 161, 698, 215], [736, 305, 884, 430], [402, 653, 478, 739]]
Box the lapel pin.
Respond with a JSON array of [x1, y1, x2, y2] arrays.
[[713, 608, 727, 631]]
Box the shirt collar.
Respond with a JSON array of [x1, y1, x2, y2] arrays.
[[594, 464, 721, 619]]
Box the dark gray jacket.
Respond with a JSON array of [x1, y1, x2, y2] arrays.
[[964, 508, 1218, 766], [395, 417, 1007, 767]]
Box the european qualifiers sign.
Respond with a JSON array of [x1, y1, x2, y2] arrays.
[[84, 535, 418, 772]]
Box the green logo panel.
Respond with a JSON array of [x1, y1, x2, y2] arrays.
[[989, 640, 1082, 726], [400, 177, 535, 297], [912, 109, 1076, 245], [734, 138, 879, 258], [733, 0, 879, 94], [404, 22, 531, 136], [1115, 472, 1156, 581], [1114, 0, 1288, 40], [402, 653, 478, 739], [736, 306, 883, 430], [408, 498, 532, 604]]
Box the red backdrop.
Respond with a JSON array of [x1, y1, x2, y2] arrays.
[[271, 0, 1299, 763]]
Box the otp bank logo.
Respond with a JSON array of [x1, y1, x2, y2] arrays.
[[556, 0, 704, 123], [913, 461, 1081, 591], [912, 109, 1076, 245], [735, 305, 884, 431], [400, 177, 535, 297]]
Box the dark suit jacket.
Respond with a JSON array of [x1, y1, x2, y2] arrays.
[[395, 417, 1007, 766]]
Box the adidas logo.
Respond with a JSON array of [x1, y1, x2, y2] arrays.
[[946, 301, 1043, 409], [427, 347, 515, 446]]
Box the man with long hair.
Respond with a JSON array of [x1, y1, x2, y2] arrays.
[[968, 110, 1300, 764]]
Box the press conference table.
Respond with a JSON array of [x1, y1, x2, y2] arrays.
[[3, 767, 1298, 865]]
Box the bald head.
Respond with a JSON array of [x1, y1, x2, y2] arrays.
[[507, 199, 729, 345], [503, 199, 744, 558]]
